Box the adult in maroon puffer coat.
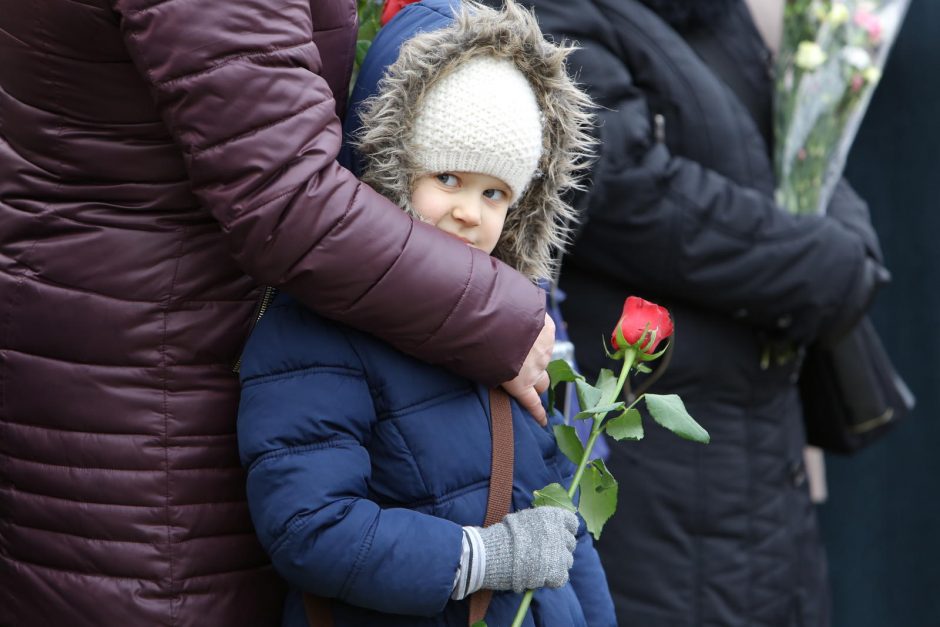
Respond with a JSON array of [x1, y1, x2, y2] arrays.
[[0, 1, 556, 625]]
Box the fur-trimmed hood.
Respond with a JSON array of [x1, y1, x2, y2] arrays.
[[354, 0, 594, 281]]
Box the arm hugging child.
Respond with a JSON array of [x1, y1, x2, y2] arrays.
[[237, 1, 612, 625]]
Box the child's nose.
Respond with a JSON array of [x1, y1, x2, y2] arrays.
[[452, 198, 483, 226]]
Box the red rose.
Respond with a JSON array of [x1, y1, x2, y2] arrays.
[[381, 0, 419, 25], [611, 296, 674, 354]]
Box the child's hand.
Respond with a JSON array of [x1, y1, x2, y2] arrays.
[[502, 313, 555, 426], [477, 507, 578, 593]]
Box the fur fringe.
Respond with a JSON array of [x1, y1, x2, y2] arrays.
[[354, 0, 595, 281]]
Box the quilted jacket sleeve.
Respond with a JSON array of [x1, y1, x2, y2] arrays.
[[111, 0, 543, 386], [567, 517, 617, 626], [534, 4, 882, 345], [237, 300, 463, 616]]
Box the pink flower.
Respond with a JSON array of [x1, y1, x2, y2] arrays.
[[854, 9, 883, 44], [798, 148, 807, 161], [851, 74, 865, 93]]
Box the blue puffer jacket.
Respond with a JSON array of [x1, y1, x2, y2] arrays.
[[238, 293, 615, 626]]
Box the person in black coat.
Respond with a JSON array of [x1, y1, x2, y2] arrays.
[[485, 0, 889, 625]]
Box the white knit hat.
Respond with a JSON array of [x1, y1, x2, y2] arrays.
[[410, 55, 544, 203]]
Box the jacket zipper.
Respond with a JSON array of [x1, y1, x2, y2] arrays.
[[232, 286, 277, 374]]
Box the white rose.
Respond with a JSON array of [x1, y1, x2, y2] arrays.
[[795, 42, 828, 71], [829, 3, 850, 25], [842, 46, 872, 69]]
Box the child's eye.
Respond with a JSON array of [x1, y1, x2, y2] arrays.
[[483, 188, 507, 202], [436, 173, 459, 187]]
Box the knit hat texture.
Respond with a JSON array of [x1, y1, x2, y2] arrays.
[[411, 56, 543, 203]]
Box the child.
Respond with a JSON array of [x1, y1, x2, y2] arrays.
[[237, 2, 613, 625]]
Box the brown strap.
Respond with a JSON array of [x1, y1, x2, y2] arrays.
[[467, 388, 516, 626], [303, 389, 515, 627]]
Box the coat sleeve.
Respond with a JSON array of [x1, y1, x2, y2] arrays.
[[111, 0, 543, 386], [237, 303, 464, 616], [545, 30, 881, 345]]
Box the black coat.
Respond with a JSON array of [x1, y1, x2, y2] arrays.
[[517, 0, 885, 625]]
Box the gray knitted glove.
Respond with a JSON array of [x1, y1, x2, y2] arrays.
[[477, 507, 579, 593]]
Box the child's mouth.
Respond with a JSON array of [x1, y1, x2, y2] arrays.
[[446, 232, 473, 246]]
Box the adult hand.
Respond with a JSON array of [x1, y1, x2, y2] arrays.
[[826, 181, 884, 264], [502, 313, 554, 426]]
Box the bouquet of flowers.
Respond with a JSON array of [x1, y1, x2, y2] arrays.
[[774, 0, 910, 215]]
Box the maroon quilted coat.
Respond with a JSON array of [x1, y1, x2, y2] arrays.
[[0, 1, 544, 625]]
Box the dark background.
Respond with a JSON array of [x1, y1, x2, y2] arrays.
[[821, 1, 940, 625]]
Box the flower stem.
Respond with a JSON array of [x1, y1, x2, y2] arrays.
[[613, 348, 636, 405], [510, 348, 637, 627], [511, 591, 535, 627], [567, 428, 601, 500]]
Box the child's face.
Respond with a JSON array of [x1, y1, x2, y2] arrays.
[[411, 171, 512, 254]]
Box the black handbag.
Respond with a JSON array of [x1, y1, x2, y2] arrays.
[[799, 315, 915, 454]]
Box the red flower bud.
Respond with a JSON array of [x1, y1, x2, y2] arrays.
[[611, 296, 674, 354]]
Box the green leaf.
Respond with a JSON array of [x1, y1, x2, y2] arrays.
[[593, 458, 617, 487], [636, 340, 669, 362], [355, 39, 371, 67], [574, 378, 603, 413], [547, 359, 582, 413], [605, 408, 644, 441], [635, 363, 652, 374], [471, 622, 487, 627], [613, 321, 629, 352], [574, 401, 626, 421], [553, 424, 586, 465], [596, 368, 618, 401], [640, 327, 657, 353], [643, 393, 710, 443], [533, 483, 577, 512], [578, 460, 618, 540], [547, 359, 581, 388]]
